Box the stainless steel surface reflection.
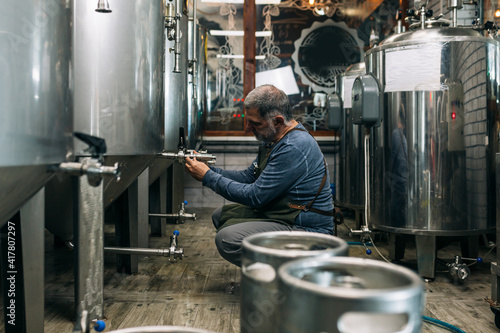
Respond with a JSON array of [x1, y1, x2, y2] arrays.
[[366, 27, 499, 235], [187, 23, 207, 149], [73, 0, 165, 155], [0, 1, 73, 225]]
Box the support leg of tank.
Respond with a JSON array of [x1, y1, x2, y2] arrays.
[[114, 171, 149, 274], [171, 163, 185, 220], [150, 171, 167, 236], [415, 235, 436, 280], [19, 190, 45, 333], [74, 167, 104, 332], [491, 262, 500, 302], [460, 235, 479, 259], [137, 170, 149, 249], [388, 233, 406, 261]]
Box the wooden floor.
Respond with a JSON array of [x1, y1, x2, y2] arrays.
[[2, 207, 499, 332]]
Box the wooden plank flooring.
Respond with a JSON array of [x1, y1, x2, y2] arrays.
[[1, 207, 499, 332]]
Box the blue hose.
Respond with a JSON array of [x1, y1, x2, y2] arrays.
[[423, 315, 466, 332], [347, 241, 373, 246]]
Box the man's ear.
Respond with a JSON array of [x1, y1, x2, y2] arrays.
[[274, 115, 285, 127]]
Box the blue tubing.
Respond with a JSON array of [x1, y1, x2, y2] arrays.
[[423, 315, 466, 333], [347, 242, 373, 246]]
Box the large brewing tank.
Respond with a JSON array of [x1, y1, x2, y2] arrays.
[[365, 27, 499, 235], [148, 2, 190, 214], [45, 0, 165, 240], [187, 21, 207, 150], [336, 63, 366, 211], [0, 1, 73, 226]]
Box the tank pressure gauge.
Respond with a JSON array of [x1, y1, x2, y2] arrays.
[[351, 74, 382, 127]]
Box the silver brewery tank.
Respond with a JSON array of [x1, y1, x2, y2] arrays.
[[0, 0, 73, 226], [335, 63, 366, 219], [45, 0, 165, 240], [148, 0, 190, 221], [363, 26, 499, 276]]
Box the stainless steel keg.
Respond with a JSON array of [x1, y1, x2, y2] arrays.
[[240, 231, 349, 333], [278, 257, 425, 333]]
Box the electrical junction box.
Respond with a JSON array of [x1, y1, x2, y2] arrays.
[[327, 93, 342, 130], [352, 74, 382, 127]]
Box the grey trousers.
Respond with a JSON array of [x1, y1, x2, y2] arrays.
[[212, 207, 300, 267]]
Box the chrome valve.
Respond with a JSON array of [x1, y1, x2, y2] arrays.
[[149, 200, 197, 224], [160, 149, 216, 165], [168, 230, 184, 263], [446, 255, 470, 283], [48, 132, 121, 187]]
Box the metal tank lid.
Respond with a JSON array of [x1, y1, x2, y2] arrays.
[[367, 26, 498, 53]]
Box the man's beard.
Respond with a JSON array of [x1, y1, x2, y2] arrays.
[[254, 123, 276, 143]]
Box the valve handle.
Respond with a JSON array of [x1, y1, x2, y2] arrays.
[[183, 200, 188, 205], [366, 249, 372, 255], [74, 132, 107, 157], [477, 257, 483, 263], [173, 230, 180, 236], [93, 320, 106, 332]]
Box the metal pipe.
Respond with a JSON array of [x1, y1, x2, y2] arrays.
[[192, 0, 198, 99], [104, 246, 170, 256], [173, 0, 182, 73]]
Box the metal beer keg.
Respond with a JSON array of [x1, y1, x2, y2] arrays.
[[241, 231, 348, 333], [278, 257, 425, 333]]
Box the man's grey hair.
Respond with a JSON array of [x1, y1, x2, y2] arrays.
[[244, 84, 293, 122]]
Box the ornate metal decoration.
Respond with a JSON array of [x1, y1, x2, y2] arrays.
[[291, 20, 364, 94], [217, 3, 241, 107], [258, 4, 281, 70], [279, 0, 344, 17]]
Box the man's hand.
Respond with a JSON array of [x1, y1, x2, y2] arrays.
[[184, 154, 210, 181]]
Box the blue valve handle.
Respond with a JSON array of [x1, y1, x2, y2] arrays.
[[477, 257, 483, 263], [366, 249, 372, 255], [94, 320, 106, 332], [183, 200, 188, 205], [173, 230, 180, 236]]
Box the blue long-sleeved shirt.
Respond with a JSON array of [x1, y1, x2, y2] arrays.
[[202, 123, 334, 234]]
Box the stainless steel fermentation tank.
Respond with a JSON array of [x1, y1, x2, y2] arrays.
[[148, 1, 191, 235], [0, 1, 73, 332], [0, 0, 72, 226], [46, 0, 166, 241], [364, 27, 499, 278], [335, 63, 366, 226], [42, 1, 166, 329]]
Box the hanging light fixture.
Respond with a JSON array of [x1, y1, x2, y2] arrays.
[[279, 0, 343, 17]]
